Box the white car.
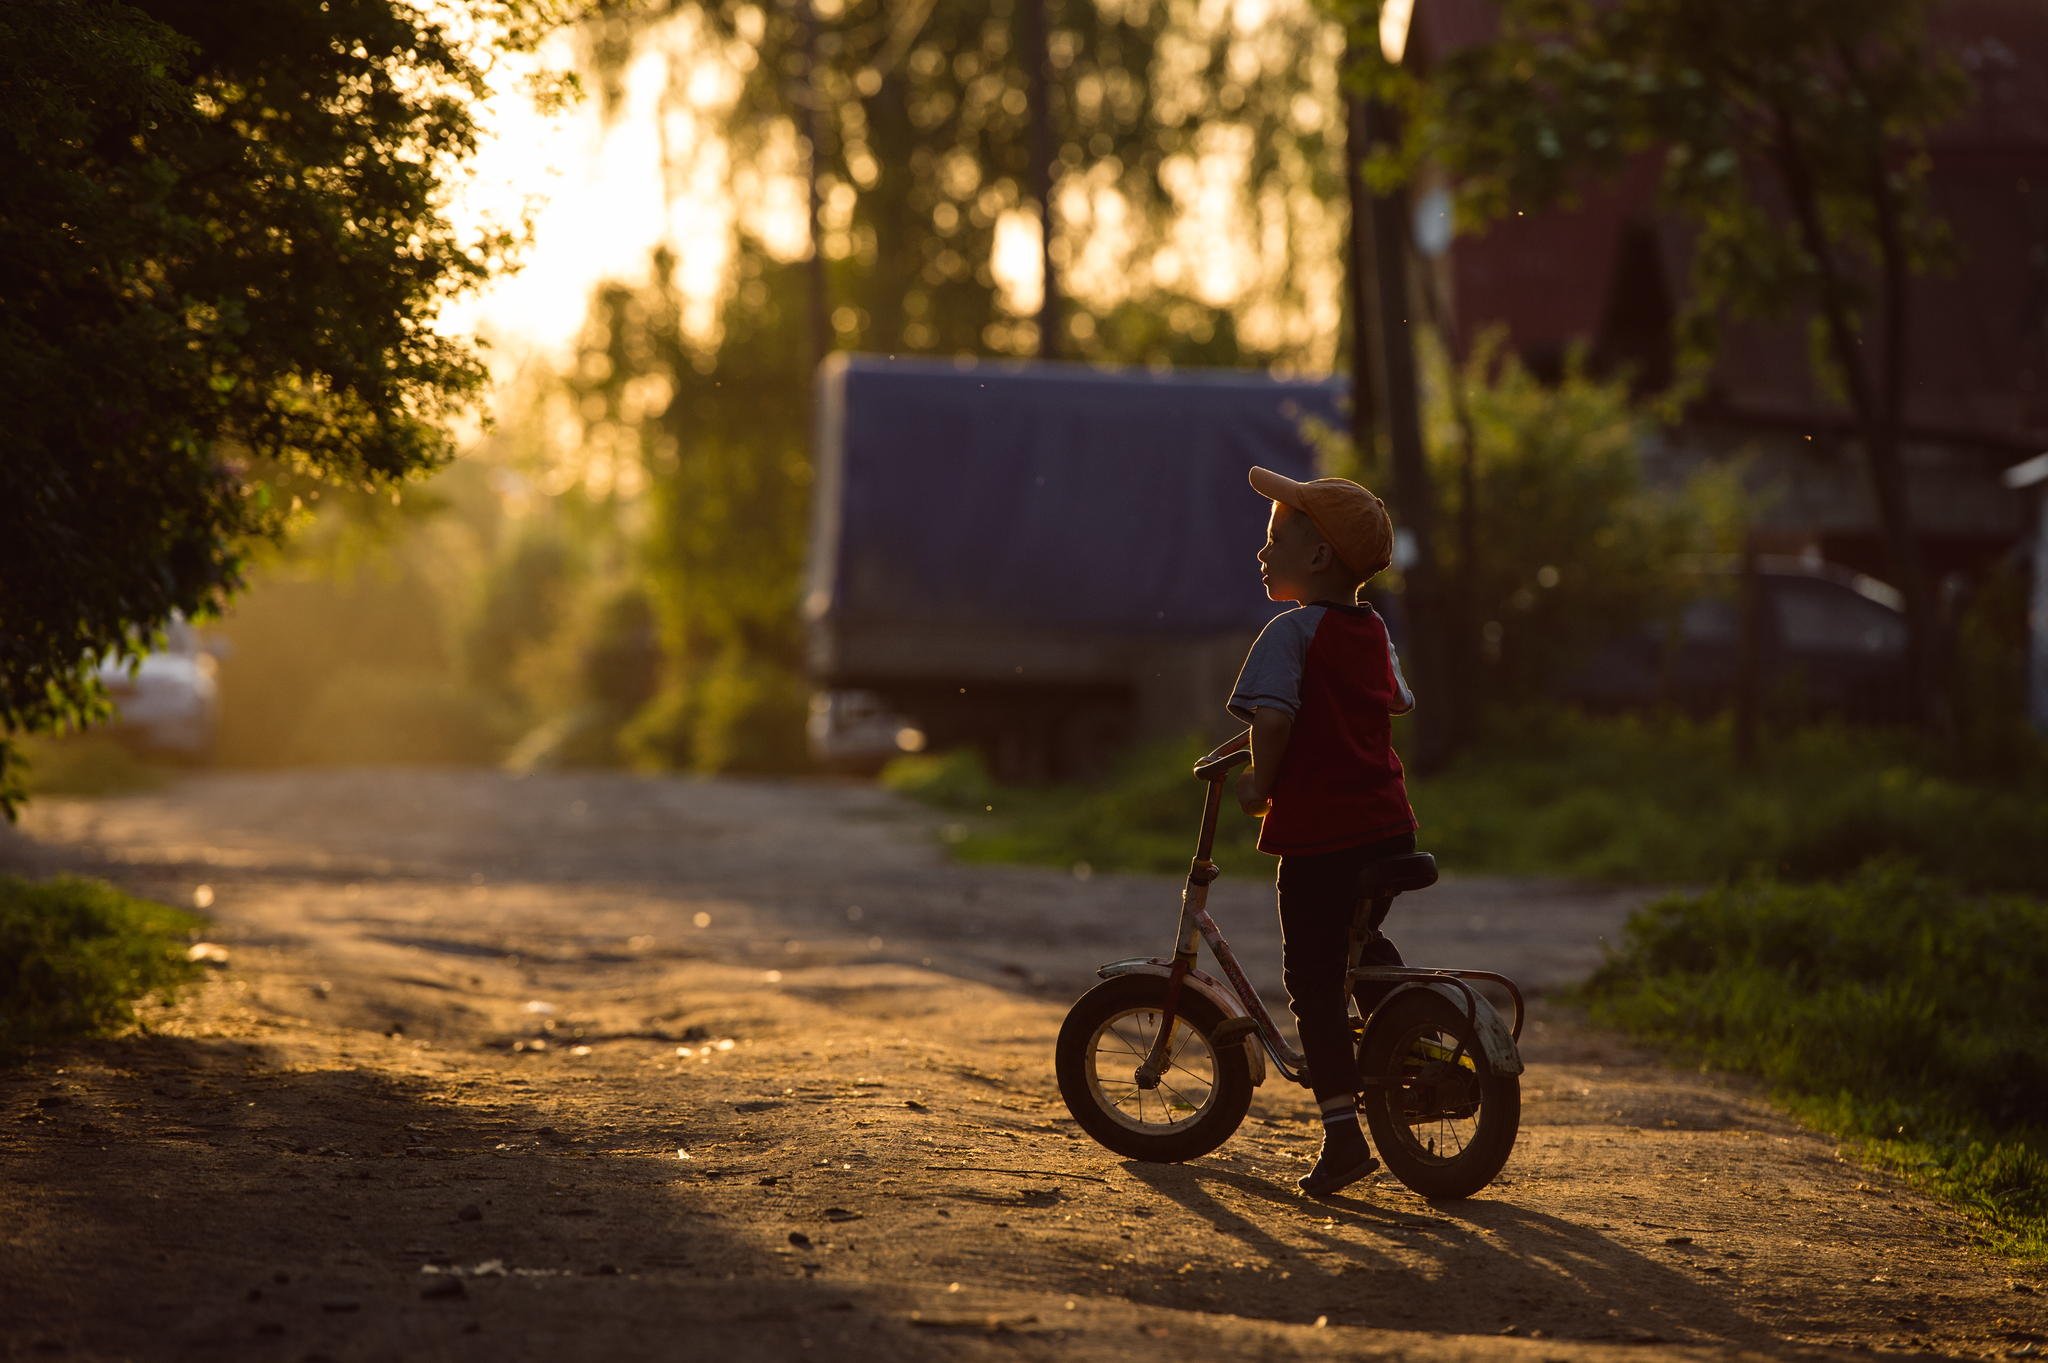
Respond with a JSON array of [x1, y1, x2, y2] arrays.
[[94, 616, 221, 760], [807, 689, 924, 773]]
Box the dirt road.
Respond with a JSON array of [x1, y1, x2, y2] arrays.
[[2, 770, 2042, 1362]]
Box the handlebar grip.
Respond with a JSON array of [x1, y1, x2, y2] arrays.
[[1192, 747, 1253, 783]]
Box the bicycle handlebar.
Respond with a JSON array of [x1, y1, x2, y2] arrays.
[[1192, 731, 1253, 783]]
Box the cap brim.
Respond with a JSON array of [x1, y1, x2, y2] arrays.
[[1248, 465, 1309, 512]]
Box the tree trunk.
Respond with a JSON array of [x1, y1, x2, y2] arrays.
[[1734, 534, 1763, 768], [1770, 105, 1940, 731], [1865, 130, 1949, 736], [1342, 84, 1382, 472], [1019, 0, 1061, 359], [1359, 91, 1451, 769], [795, 0, 831, 375], [1405, 204, 1482, 739]]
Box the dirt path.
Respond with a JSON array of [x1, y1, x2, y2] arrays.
[[1, 770, 2042, 1362]]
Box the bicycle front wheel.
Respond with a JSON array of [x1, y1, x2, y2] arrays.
[[1359, 988, 1519, 1200], [1055, 973, 1253, 1163]]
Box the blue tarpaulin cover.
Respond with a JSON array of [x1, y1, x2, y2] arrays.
[[811, 355, 1342, 636]]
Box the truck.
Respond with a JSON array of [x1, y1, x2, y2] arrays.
[[805, 354, 1343, 779]]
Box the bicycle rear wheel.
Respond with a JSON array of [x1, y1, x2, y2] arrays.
[[1358, 988, 1519, 1199], [1055, 974, 1252, 1163]]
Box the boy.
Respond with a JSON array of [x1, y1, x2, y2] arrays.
[[1227, 465, 1417, 1197]]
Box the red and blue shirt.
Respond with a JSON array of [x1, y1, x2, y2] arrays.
[[1227, 601, 1417, 856]]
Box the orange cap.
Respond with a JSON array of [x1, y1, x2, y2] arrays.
[[1248, 466, 1394, 579]]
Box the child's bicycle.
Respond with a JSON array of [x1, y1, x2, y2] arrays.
[[1054, 733, 1525, 1199]]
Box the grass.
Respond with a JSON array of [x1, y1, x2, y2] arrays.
[[0, 875, 204, 1057], [1578, 865, 2048, 1259], [885, 713, 2048, 1255], [881, 735, 1269, 882], [883, 710, 2048, 894], [1410, 711, 2048, 894]]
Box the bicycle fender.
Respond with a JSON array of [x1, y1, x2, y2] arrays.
[[1094, 958, 1268, 1087], [1367, 980, 1525, 1077]]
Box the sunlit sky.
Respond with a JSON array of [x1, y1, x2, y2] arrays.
[[442, 3, 1347, 379], [443, 13, 1029, 368], [440, 28, 680, 365]]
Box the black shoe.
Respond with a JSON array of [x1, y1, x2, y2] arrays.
[[1297, 1128, 1380, 1197]]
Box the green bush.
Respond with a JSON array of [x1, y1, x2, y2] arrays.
[[624, 650, 812, 776], [462, 527, 580, 710], [0, 876, 202, 1055], [885, 735, 1267, 878], [690, 652, 811, 775], [501, 583, 664, 771], [1411, 709, 2048, 893], [879, 747, 998, 810], [888, 711, 2048, 894], [1581, 865, 2048, 1255], [1317, 333, 1742, 720]]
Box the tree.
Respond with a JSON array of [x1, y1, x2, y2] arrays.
[[1362, 0, 1969, 729], [0, 0, 554, 813], [1417, 333, 1738, 713], [554, 0, 1354, 770]]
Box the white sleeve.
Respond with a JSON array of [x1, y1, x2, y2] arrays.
[[1226, 610, 1314, 723]]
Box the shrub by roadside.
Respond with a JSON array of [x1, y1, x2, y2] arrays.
[[884, 712, 2048, 895], [885, 718, 2048, 1256], [1579, 865, 2048, 1258], [881, 737, 1265, 880], [1413, 711, 2048, 894], [0, 877, 202, 1057]]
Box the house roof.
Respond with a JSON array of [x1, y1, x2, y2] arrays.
[[1417, 0, 2048, 453]]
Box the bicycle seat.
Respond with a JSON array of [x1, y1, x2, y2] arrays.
[[1357, 852, 1438, 897]]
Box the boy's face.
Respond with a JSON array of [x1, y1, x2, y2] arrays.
[[1257, 502, 1330, 603]]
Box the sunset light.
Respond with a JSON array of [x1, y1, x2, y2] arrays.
[[10, 0, 2044, 1351]]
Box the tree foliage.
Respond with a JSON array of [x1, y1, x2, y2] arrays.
[[550, 0, 1354, 769], [1377, 0, 1965, 387], [1351, 0, 1970, 726], [0, 0, 548, 812], [1421, 335, 1736, 708], [1316, 332, 1736, 718], [584, 0, 1346, 362]]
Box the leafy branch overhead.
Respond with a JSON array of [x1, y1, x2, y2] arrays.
[[1349, 0, 1970, 728], [1364, 0, 1967, 393], [0, 0, 556, 814]]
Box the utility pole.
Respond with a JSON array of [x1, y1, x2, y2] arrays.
[[1019, 0, 1061, 358], [1342, 86, 1382, 471], [1355, 6, 1451, 768]]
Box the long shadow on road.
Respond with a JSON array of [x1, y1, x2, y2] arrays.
[[0, 1035, 967, 1362], [1123, 1160, 1773, 1350]]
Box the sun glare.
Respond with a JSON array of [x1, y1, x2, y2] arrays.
[[441, 0, 1345, 381], [991, 208, 1047, 315]]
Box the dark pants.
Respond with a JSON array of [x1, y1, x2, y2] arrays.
[[1276, 832, 1416, 1103]]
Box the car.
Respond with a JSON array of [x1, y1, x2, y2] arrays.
[[807, 689, 925, 774], [1564, 557, 1912, 722], [93, 616, 222, 760]]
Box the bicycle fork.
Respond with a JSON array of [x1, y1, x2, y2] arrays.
[[1132, 771, 1228, 1090]]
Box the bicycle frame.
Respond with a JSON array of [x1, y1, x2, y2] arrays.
[[1133, 761, 1313, 1088], [1126, 743, 1527, 1094]]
